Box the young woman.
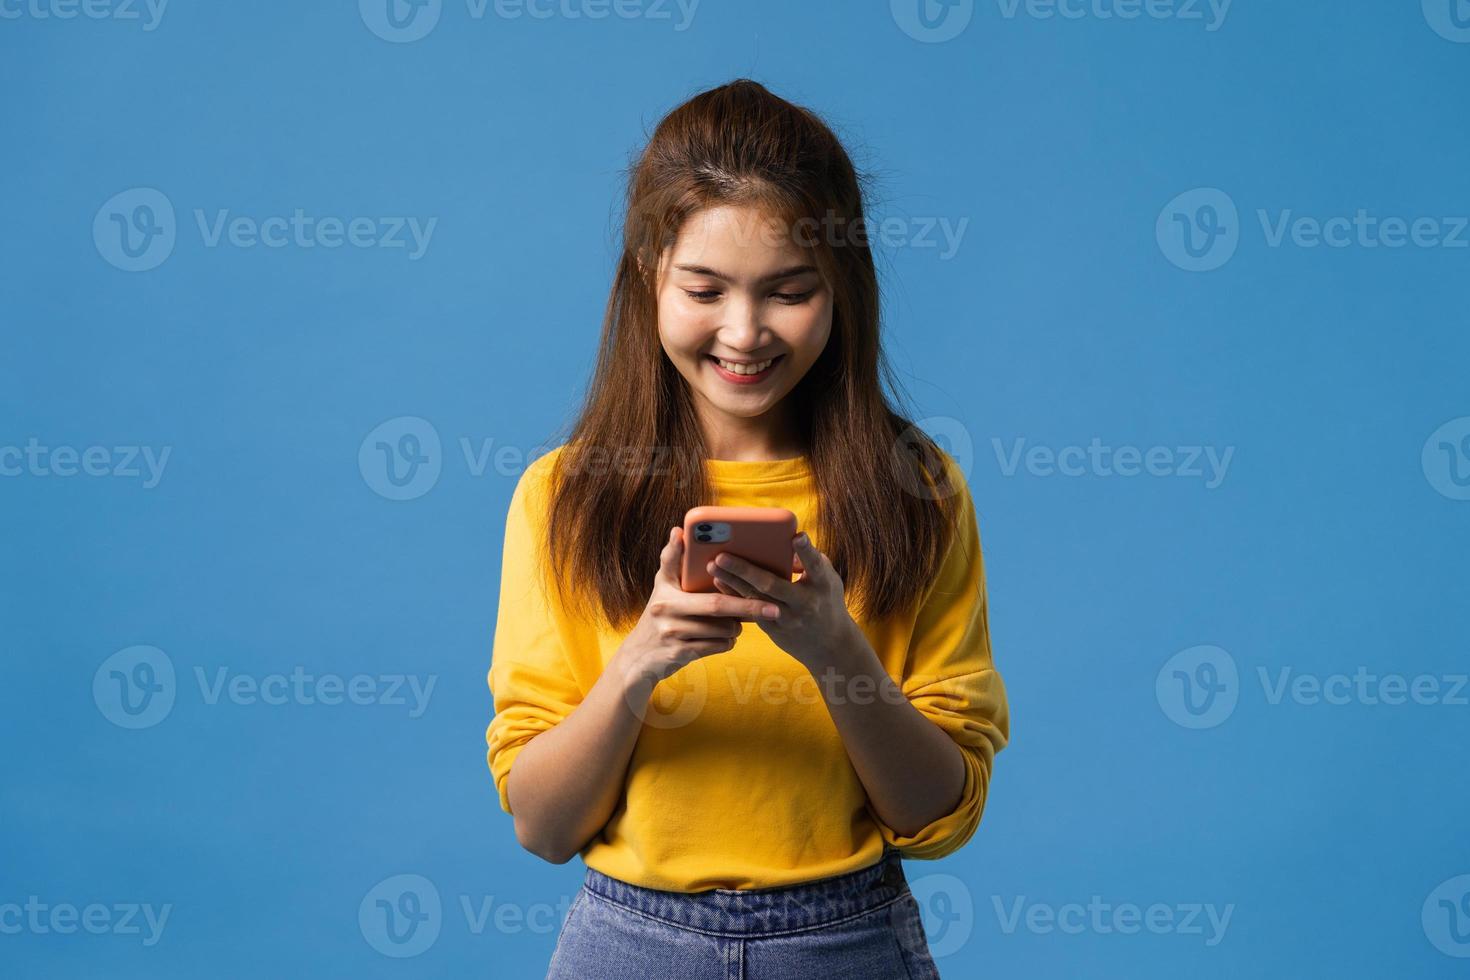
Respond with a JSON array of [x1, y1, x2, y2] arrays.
[[486, 79, 1010, 979]]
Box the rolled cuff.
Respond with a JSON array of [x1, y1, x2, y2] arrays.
[[870, 668, 1007, 859]]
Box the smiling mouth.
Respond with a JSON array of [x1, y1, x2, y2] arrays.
[[707, 354, 783, 382]]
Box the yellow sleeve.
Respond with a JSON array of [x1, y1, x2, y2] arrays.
[[871, 455, 1010, 859], [485, 452, 586, 815]]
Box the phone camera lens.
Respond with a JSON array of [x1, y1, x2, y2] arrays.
[[696, 523, 712, 532], [696, 533, 712, 542]]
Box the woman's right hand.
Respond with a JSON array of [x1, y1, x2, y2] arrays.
[[611, 526, 778, 691], [504, 527, 778, 862]]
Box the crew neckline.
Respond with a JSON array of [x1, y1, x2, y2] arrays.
[[704, 454, 812, 486]]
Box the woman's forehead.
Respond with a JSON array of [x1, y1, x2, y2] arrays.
[[663, 206, 819, 275]]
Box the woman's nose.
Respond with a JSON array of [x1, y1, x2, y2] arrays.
[[718, 295, 764, 348]]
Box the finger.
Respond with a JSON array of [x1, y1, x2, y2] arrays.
[[665, 614, 742, 640], [657, 526, 683, 585], [712, 553, 797, 605], [791, 532, 829, 585], [679, 635, 738, 658], [678, 590, 780, 622], [711, 575, 743, 598], [711, 563, 758, 599], [694, 615, 744, 639]]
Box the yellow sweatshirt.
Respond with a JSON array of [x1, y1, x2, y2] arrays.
[[485, 445, 1009, 892]]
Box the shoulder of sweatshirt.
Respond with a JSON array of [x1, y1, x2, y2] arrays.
[[510, 444, 568, 509], [921, 444, 978, 522]]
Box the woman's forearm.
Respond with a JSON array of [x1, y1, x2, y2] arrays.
[[810, 624, 967, 838], [504, 660, 646, 863]]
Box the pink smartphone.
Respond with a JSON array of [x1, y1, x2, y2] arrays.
[[679, 506, 798, 593]]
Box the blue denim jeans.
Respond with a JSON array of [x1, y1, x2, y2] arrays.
[[545, 848, 941, 979]]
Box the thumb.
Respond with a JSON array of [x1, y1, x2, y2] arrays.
[[792, 532, 824, 583], [657, 526, 684, 585]]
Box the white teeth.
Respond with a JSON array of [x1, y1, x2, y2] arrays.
[[715, 357, 774, 376]]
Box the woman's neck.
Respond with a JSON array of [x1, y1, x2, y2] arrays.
[[699, 411, 804, 462]]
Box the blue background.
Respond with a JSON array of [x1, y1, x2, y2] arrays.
[[4, 0, 1469, 976]]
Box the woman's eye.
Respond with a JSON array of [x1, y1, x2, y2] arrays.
[[772, 290, 815, 304], [684, 290, 721, 302]]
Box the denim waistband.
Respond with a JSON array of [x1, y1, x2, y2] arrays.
[[581, 850, 910, 937]]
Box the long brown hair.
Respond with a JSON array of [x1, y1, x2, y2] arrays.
[[543, 78, 963, 632]]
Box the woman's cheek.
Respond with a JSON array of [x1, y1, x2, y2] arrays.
[[657, 304, 709, 362]]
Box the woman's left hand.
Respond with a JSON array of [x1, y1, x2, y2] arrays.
[[708, 533, 857, 671]]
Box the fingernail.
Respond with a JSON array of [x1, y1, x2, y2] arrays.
[[762, 604, 780, 620]]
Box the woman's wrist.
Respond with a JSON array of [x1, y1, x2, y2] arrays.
[[801, 618, 874, 679], [603, 645, 656, 717]]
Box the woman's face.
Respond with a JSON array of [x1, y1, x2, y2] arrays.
[[655, 205, 833, 449]]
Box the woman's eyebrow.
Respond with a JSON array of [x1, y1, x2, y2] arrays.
[[672, 263, 818, 283]]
